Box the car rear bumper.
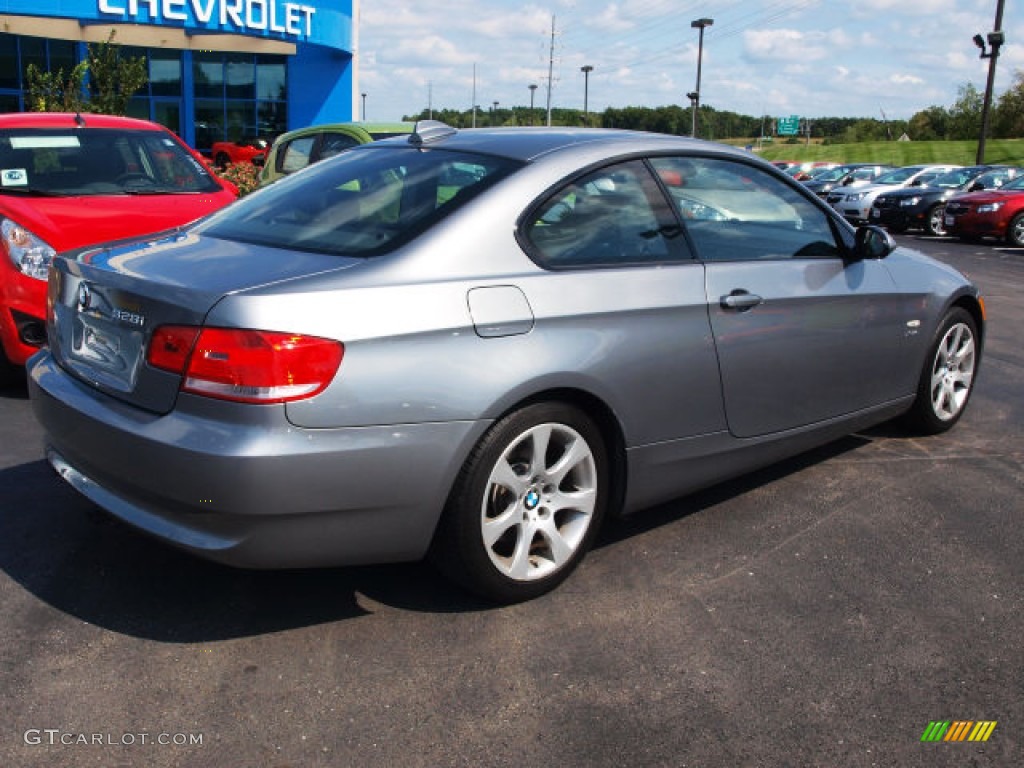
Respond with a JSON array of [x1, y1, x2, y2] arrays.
[[29, 350, 488, 568]]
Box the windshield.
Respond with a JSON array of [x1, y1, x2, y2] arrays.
[[201, 145, 522, 257], [813, 166, 854, 182], [0, 127, 222, 196], [997, 174, 1024, 191], [929, 168, 983, 188], [874, 167, 924, 185]]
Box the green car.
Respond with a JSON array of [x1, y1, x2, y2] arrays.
[[259, 121, 414, 185]]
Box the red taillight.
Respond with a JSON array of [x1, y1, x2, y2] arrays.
[[148, 326, 201, 373], [147, 326, 343, 404]]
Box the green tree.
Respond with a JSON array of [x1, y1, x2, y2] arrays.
[[947, 83, 983, 140], [86, 33, 148, 115], [25, 60, 89, 112], [907, 106, 949, 140], [993, 69, 1024, 138]]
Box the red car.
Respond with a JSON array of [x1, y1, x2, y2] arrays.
[[943, 174, 1024, 246], [0, 112, 238, 381], [210, 137, 270, 168]]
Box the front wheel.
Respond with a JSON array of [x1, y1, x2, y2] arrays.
[[1007, 212, 1024, 247], [431, 402, 608, 603], [902, 308, 979, 434], [926, 204, 947, 237]]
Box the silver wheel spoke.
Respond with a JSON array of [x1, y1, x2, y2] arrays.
[[490, 458, 529, 497], [482, 506, 521, 548], [506, 525, 536, 580], [527, 425, 553, 478], [538, 519, 575, 565], [547, 435, 592, 487]]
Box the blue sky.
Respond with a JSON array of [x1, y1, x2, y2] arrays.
[[357, 0, 1021, 124]]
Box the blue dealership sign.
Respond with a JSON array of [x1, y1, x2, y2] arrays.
[[0, 0, 352, 49]]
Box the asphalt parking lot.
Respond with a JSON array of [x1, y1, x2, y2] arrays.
[[1, 234, 1020, 768]]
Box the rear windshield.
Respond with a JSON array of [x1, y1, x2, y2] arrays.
[[0, 127, 222, 196], [201, 145, 522, 257]]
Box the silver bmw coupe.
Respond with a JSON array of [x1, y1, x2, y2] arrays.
[[29, 122, 984, 602]]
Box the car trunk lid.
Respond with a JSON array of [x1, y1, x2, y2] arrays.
[[48, 231, 360, 413]]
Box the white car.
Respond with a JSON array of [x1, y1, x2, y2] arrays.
[[827, 165, 960, 223]]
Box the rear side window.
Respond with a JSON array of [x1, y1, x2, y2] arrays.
[[318, 132, 361, 161], [524, 160, 690, 269], [649, 156, 841, 262], [278, 136, 316, 174], [202, 146, 522, 257]]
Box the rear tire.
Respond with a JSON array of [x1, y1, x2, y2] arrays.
[[215, 152, 230, 170], [901, 308, 979, 435], [431, 402, 608, 603]]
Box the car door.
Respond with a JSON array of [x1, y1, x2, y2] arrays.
[[520, 159, 727, 448], [650, 156, 912, 439]]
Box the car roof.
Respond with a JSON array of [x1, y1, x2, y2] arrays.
[[0, 112, 166, 131], [274, 121, 415, 143], [372, 122, 750, 165]]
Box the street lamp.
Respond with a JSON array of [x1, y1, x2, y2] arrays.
[[528, 84, 537, 126], [973, 0, 1006, 164], [361, 92, 366, 121], [492, 100, 499, 126], [690, 17, 713, 138], [580, 65, 593, 127]]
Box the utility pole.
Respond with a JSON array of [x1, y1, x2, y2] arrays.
[[975, 0, 1006, 164], [690, 18, 713, 138], [545, 14, 555, 127], [471, 63, 477, 128], [580, 65, 593, 127]]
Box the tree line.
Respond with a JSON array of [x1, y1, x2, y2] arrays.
[[407, 70, 1024, 143]]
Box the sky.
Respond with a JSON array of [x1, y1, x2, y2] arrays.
[[355, 0, 1022, 125]]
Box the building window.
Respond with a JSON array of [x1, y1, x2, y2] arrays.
[[191, 52, 287, 154], [0, 34, 79, 112]]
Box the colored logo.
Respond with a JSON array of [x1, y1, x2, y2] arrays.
[[921, 721, 997, 742]]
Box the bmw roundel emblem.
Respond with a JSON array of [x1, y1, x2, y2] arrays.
[[524, 489, 541, 510], [77, 283, 92, 312]]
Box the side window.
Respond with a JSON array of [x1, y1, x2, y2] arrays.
[[278, 136, 316, 174], [649, 156, 841, 262], [524, 159, 689, 269], [318, 132, 361, 161]]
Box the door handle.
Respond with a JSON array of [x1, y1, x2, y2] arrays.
[[720, 290, 763, 311]]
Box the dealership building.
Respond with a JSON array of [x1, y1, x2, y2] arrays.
[[0, 0, 358, 153]]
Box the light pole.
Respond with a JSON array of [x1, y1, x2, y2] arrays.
[[528, 84, 537, 126], [580, 65, 593, 127], [361, 92, 366, 121], [690, 17, 713, 138], [492, 100, 499, 126], [973, 0, 1006, 164]]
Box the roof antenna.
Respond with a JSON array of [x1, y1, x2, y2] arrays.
[[74, 112, 86, 127]]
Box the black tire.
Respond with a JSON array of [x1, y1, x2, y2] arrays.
[[0, 352, 17, 389], [430, 402, 609, 603], [926, 204, 947, 237], [214, 152, 230, 170], [1007, 212, 1024, 247], [901, 308, 979, 435]]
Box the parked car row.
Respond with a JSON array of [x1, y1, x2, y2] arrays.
[[793, 160, 1024, 246]]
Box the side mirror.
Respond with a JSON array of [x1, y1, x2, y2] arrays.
[[853, 225, 896, 260], [967, 181, 982, 192], [841, 176, 854, 186]]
